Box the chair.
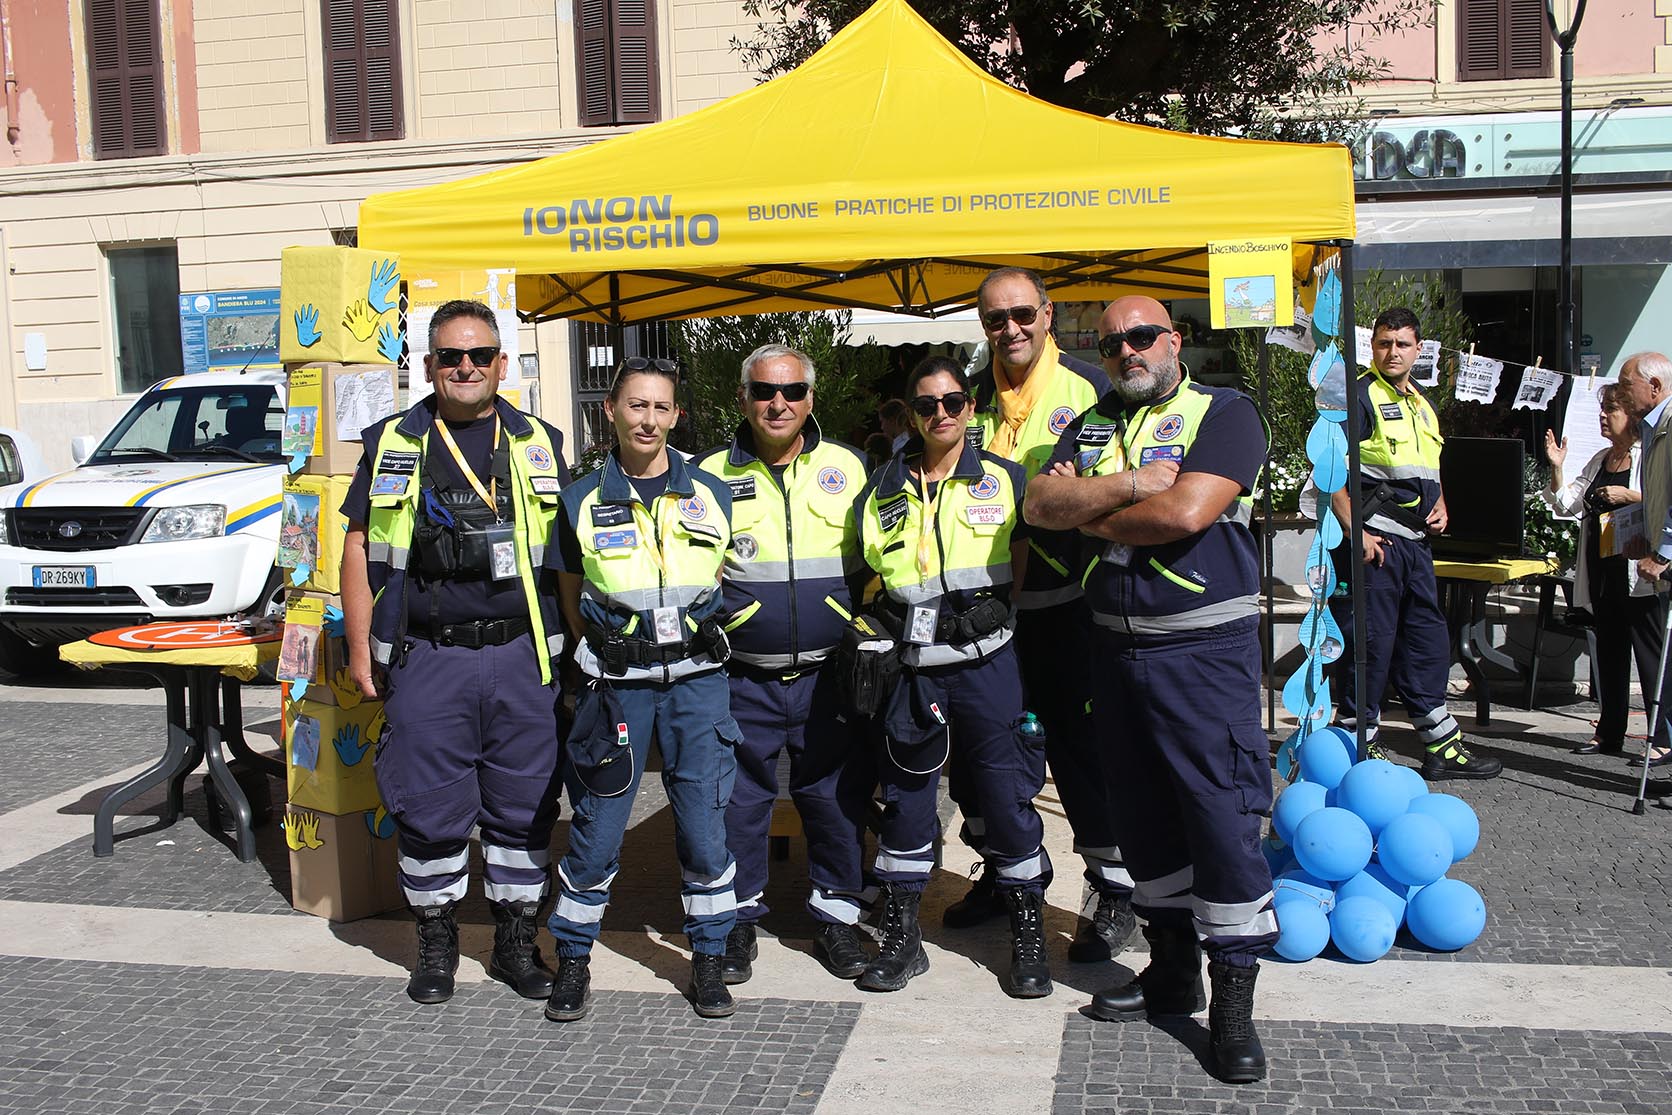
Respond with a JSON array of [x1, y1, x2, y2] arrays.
[[1523, 574, 1599, 709]]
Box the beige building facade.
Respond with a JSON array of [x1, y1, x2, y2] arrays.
[[0, 0, 758, 470]]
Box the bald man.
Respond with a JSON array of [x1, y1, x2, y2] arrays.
[[1619, 352, 1672, 767], [1028, 295, 1276, 1085]]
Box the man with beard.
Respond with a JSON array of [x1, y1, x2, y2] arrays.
[[1026, 296, 1276, 1084]]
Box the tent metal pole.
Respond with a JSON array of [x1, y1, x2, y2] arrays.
[[1339, 243, 1369, 765], [1258, 332, 1275, 734]]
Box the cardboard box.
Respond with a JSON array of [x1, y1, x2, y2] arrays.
[[280, 246, 402, 364], [285, 805, 403, 922], [279, 474, 350, 594], [283, 694, 386, 815], [287, 362, 399, 476]]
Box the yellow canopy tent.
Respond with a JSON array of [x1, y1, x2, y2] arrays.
[[358, 0, 1355, 323]]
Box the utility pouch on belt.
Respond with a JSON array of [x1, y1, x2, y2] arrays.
[[1363, 483, 1430, 537], [937, 594, 1012, 645], [836, 610, 902, 718]]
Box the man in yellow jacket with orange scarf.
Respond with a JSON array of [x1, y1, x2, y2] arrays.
[[940, 267, 1133, 962]]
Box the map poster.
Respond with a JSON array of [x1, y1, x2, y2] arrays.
[[178, 289, 282, 374], [1207, 238, 1294, 330]]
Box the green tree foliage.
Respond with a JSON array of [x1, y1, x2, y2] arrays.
[[670, 310, 889, 455], [734, 0, 1432, 141]]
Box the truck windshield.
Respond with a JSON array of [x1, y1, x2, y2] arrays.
[[91, 385, 284, 465]]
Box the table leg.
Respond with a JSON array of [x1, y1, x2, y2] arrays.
[[93, 670, 195, 857], [221, 676, 283, 777], [1453, 584, 1492, 726], [194, 670, 258, 863]]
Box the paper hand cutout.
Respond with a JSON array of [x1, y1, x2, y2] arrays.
[[368, 258, 400, 313], [342, 298, 381, 342], [332, 723, 371, 766], [377, 321, 402, 363], [294, 305, 321, 347]]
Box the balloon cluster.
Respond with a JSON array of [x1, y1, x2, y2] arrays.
[[1265, 726, 1488, 962]]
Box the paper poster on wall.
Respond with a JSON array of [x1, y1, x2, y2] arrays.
[[178, 289, 282, 374], [406, 269, 519, 404], [1561, 374, 1619, 467], [1207, 238, 1293, 329]]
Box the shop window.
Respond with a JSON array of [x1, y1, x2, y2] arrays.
[[576, 0, 660, 126], [109, 245, 184, 394], [86, 0, 167, 159], [1458, 0, 1551, 82], [322, 0, 404, 143]]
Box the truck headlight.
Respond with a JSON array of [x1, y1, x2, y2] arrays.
[[141, 504, 226, 543]]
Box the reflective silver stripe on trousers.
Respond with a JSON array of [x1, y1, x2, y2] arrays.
[[484, 881, 548, 903], [582, 582, 718, 612], [1411, 704, 1461, 745], [1195, 893, 1279, 938], [875, 842, 934, 874], [554, 896, 608, 924], [728, 647, 834, 670], [996, 852, 1045, 881], [558, 863, 619, 894], [404, 877, 469, 906], [808, 890, 863, 925], [400, 849, 470, 876], [367, 541, 409, 570], [484, 845, 551, 869], [1092, 595, 1260, 635], [1131, 864, 1194, 910], [683, 891, 738, 916], [682, 862, 737, 888], [886, 562, 1014, 605], [1016, 583, 1085, 611]]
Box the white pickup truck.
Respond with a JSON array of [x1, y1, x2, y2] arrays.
[[0, 371, 289, 674]]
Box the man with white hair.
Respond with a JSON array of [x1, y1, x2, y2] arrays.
[[691, 345, 875, 983], [1618, 351, 1672, 767]]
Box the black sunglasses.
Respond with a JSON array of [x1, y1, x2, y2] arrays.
[[909, 392, 970, 419], [980, 304, 1045, 331], [616, 356, 679, 375], [1097, 324, 1170, 358], [432, 346, 501, 368], [746, 381, 811, 403]]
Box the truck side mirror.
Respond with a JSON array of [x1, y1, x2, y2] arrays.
[[70, 435, 98, 465]]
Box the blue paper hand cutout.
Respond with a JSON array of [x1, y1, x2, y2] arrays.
[[377, 321, 402, 363], [294, 305, 321, 347], [368, 259, 400, 313], [332, 724, 370, 767]]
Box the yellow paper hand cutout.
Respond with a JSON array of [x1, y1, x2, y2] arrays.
[[342, 298, 382, 342], [330, 666, 364, 709]]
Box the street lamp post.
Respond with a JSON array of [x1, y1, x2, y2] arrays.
[[1547, 0, 1589, 377]]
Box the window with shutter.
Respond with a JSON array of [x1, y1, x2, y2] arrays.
[[86, 0, 167, 159], [575, 0, 661, 127], [322, 0, 404, 143], [1458, 0, 1551, 82]]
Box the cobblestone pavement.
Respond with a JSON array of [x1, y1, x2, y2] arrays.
[[2, 678, 1670, 1114]]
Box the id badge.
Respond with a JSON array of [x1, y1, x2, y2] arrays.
[[485, 523, 517, 581], [906, 602, 939, 645], [1103, 542, 1135, 568], [652, 605, 684, 645]]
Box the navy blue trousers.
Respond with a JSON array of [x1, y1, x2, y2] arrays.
[[1090, 619, 1276, 964], [723, 666, 872, 925], [549, 669, 739, 957], [948, 602, 1130, 901], [376, 635, 563, 908], [875, 640, 1051, 896], [1329, 534, 1463, 750]]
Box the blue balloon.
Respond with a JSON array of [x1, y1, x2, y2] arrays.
[[1390, 764, 1429, 805], [1335, 863, 1412, 926], [1329, 894, 1398, 962], [1317, 725, 1359, 767], [1405, 878, 1487, 951], [1377, 812, 1454, 887], [1292, 807, 1373, 881], [1261, 835, 1297, 877], [1273, 897, 1330, 961], [1298, 732, 1353, 790], [1272, 781, 1329, 844], [1273, 868, 1336, 912], [1406, 792, 1480, 862], [1336, 759, 1411, 837]]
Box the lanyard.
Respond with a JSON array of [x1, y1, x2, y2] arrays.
[[915, 475, 944, 581], [431, 416, 500, 517]]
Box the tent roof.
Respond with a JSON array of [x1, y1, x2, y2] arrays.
[[358, 0, 1354, 324]]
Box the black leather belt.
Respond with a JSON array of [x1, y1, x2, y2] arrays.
[[410, 616, 531, 648]]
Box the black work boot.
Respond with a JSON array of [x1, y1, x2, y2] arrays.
[[1421, 738, 1503, 781], [406, 903, 460, 1005], [1068, 889, 1138, 963], [812, 922, 870, 979], [1087, 923, 1205, 1022], [488, 899, 556, 999], [689, 952, 737, 1018], [858, 883, 929, 991], [721, 922, 757, 985], [1001, 887, 1053, 999], [543, 954, 592, 1022], [942, 861, 1006, 928], [1208, 960, 1267, 1084]]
